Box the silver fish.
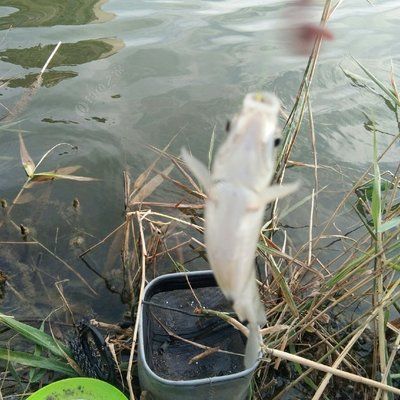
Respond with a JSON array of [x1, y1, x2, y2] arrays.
[[182, 92, 298, 368]]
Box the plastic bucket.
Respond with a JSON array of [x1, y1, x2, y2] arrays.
[[138, 270, 259, 400]]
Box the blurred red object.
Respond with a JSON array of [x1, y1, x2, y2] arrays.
[[286, 0, 334, 55]]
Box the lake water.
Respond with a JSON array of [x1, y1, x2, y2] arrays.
[[0, 0, 399, 322]]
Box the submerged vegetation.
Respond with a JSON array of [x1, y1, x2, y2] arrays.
[[1, 1, 400, 399]]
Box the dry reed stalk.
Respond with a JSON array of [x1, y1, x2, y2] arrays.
[[313, 328, 358, 373], [127, 211, 148, 400], [307, 97, 318, 203], [308, 189, 315, 266], [0, 241, 37, 245], [125, 212, 136, 302], [375, 329, 400, 400], [311, 314, 375, 399], [79, 221, 127, 257], [55, 280, 76, 326], [131, 210, 204, 232], [129, 201, 203, 210], [311, 278, 400, 399], [263, 346, 400, 396]]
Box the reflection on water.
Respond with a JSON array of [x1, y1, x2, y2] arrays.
[[0, 38, 123, 68], [3, 70, 78, 88], [0, 38, 123, 123], [0, 0, 125, 322], [0, 0, 113, 30]]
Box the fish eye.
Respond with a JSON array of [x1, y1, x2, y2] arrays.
[[274, 138, 281, 147], [225, 120, 231, 132]]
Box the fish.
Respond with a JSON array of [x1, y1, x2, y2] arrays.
[[182, 92, 298, 369]]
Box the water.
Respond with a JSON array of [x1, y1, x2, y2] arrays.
[[0, 0, 399, 323]]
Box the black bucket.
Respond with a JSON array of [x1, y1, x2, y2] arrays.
[[138, 270, 259, 400]]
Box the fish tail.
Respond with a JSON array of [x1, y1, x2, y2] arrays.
[[244, 322, 262, 369], [233, 282, 266, 326]]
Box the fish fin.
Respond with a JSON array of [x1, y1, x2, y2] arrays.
[[244, 322, 262, 369], [181, 148, 212, 193], [261, 182, 299, 204]]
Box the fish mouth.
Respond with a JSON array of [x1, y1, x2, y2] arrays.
[[243, 91, 281, 115]]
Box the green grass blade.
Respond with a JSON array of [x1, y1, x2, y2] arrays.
[[351, 203, 376, 240], [29, 320, 46, 383], [0, 348, 76, 376], [0, 313, 70, 358], [264, 251, 299, 317], [7, 362, 24, 392], [326, 250, 373, 288], [378, 217, 400, 233], [371, 130, 381, 232], [341, 67, 379, 94], [353, 58, 400, 107], [288, 344, 331, 400]]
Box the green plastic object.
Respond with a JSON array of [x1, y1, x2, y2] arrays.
[[27, 377, 128, 400]]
